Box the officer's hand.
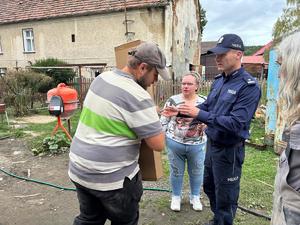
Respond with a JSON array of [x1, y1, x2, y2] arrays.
[[177, 104, 200, 118]]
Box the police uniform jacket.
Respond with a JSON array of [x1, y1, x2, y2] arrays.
[[196, 67, 261, 146]]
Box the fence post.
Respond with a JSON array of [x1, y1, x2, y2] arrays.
[[78, 66, 83, 109]]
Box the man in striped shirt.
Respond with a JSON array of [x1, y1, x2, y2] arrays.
[[69, 42, 169, 225]]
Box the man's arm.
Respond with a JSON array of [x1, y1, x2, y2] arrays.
[[144, 132, 165, 152], [197, 84, 261, 134]]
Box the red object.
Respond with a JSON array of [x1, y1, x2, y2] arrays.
[[51, 116, 73, 141], [47, 83, 78, 119], [47, 83, 79, 140], [0, 103, 5, 113]]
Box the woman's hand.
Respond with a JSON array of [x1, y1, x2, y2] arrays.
[[160, 106, 179, 117]]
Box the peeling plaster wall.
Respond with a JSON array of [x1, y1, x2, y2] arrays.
[[171, 0, 201, 78]]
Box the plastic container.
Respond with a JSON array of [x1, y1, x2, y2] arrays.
[[47, 83, 78, 118]]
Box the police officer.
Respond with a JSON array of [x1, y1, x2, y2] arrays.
[[177, 34, 261, 225]]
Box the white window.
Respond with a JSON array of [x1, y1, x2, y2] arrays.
[[0, 68, 7, 76], [0, 36, 3, 54], [22, 28, 35, 52]]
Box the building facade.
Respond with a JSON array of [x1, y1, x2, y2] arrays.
[[0, 0, 202, 78]]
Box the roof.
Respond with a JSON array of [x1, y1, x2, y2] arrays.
[[242, 55, 267, 65], [252, 41, 273, 56], [201, 41, 217, 54], [0, 0, 169, 25]]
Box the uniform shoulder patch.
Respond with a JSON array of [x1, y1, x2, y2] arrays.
[[243, 77, 256, 85], [214, 74, 222, 79]]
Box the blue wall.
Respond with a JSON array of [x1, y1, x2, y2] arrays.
[[265, 49, 280, 135]]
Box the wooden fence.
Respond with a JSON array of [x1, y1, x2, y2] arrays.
[[69, 77, 267, 107]]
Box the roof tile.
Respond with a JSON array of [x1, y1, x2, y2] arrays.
[[0, 0, 168, 24]]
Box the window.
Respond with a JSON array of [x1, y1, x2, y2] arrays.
[[71, 34, 75, 42], [0, 36, 3, 54], [0, 68, 7, 76], [22, 28, 35, 53]]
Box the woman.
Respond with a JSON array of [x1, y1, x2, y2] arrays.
[[160, 71, 207, 212], [271, 31, 300, 224]]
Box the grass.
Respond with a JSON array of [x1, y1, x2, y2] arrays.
[[1, 108, 81, 153], [249, 117, 266, 145], [236, 146, 277, 224]]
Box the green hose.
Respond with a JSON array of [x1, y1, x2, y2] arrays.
[[0, 167, 171, 192]]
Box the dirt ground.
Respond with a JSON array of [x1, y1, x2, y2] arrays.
[[0, 137, 213, 225]]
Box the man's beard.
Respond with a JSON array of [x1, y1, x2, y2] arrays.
[[136, 73, 148, 90]]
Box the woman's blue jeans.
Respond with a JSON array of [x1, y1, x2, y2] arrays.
[[166, 137, 206, 197]]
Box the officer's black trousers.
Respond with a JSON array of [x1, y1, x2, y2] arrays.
[[72, 172, 143, 225], [203, 139, 245, 225]]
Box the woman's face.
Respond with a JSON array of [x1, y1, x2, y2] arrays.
[[181, 75, 198, 97]]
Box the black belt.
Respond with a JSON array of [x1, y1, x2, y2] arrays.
[[208, 138, 244, 148]]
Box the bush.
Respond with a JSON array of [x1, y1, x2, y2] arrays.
[[32, 58, 76, 91], [1, 70, 53, 116]]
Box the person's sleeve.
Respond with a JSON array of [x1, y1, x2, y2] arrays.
[[196, 84, 261, 134], [122, 96, 163, 140], [197, 97, 209, 111]]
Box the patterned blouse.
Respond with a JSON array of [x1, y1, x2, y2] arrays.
[[160, 94, 207, 145]]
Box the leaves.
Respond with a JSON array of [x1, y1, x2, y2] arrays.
[[273, 1, 300, 41], [32, 58, 76, 91], [1, 70, 53, 116], [32, 133, 70, 155], [200, 5, 207, 36]]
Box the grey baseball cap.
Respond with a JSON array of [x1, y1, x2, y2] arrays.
[[128, 42, 170, 80]]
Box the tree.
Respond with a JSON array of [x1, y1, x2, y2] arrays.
[[273, 0, 300, 41], [200, 5, 207, 36]]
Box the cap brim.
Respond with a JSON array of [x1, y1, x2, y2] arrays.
[[157, 67, 171, 80], [207, 46, 231, 55]]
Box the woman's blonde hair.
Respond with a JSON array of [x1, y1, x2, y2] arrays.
[[182, 71, 202, 85], [277, 31, 300, 127]]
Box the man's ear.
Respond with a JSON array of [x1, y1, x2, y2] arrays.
[[237, 51, 243, 59], [140, 62, 147, 72]]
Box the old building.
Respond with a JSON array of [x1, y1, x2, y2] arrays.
[[0, 0, 202, 78], [242, 41, 272, 79], [200, 41, 218, 80]]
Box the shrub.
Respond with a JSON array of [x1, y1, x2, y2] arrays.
[[31, 133, 71, 156], [32, 58, 76, 91], [1, 70, 53, 116]]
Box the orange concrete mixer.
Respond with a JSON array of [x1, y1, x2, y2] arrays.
[[47, 83, 79, 140]]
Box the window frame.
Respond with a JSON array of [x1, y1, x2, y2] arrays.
[[22, 28, 35, 53], [0, 67, 7, 76]]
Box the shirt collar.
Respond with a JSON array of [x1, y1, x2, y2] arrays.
[[114, 69, 136, 81], [222, 67, 244, 81]]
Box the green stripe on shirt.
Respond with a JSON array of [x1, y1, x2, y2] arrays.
[[80, 107, 137, 139]]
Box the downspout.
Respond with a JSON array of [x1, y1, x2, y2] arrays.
[[171, 0, 176, 83]]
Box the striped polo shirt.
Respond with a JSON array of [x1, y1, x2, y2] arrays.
[[68, 69, 163, 191]]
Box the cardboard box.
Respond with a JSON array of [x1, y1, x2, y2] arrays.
[[138, 140, 163, 181], [115, 40, 142, 69], [114, 40, 163, 181]]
